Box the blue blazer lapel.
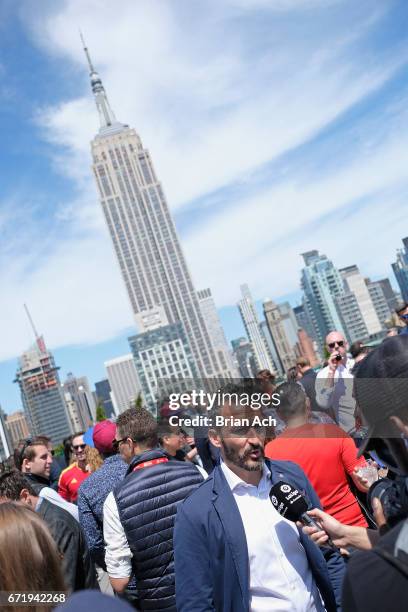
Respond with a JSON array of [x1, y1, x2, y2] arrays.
[[212, 467, 249, 606]]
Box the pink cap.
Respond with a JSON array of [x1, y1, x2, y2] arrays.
[[92, 420, 116, 454]]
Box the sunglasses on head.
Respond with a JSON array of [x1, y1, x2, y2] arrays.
[[72, 444, 86, 451], [19, 438, 33, 464], [328, 340, 344, 349]]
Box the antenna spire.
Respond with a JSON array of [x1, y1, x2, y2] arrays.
[[79, 31, 119, 130]]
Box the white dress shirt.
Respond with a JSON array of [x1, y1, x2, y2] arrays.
[[315, 359, 355, 433], [221, 461, 319, 612]]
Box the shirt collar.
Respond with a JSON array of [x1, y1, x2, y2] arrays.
[[220, 458, 271, 492]]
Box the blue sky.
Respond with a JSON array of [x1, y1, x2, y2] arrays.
[[1, 0, 408, 414]]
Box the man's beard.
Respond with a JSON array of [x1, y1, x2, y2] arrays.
[[221, 439, 265, 472]]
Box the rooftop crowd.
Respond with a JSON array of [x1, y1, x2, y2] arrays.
[[2, 307, 408, 611]]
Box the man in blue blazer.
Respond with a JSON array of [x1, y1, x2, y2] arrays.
[[174, 385, 345, 611]]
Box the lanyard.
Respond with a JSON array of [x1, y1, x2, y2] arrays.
[[132, 457, 169, 471]]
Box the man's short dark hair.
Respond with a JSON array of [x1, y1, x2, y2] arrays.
[[157, 419, 180, 442], [71, 431, 85, 445], [15, 439, 47, 471], [0, 470, 37, 500], [275, 382, 307, 420], [116, 407, 158, 449], [34, 435, 51, 446]]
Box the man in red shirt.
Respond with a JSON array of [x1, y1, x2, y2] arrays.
[[58, 432, 90, 503], [265, 382, 370, 527]]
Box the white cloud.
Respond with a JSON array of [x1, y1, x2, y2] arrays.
[[1, 0, 407, 364]]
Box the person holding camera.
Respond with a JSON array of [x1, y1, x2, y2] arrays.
[[303, 335, 408, 611], [315, 331, 356, 433]]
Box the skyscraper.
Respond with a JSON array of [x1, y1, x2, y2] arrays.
[[339, 265, 381, 335], [300, 250, 346, 345], [231, 338, 258, 378], [62, 373, 96, 430], [392, 237, 408, 302], [94, 379, 115, 419], [238, 284, 275, 373], [14, 337, 72, 444], [129, 322, 198, 412], [82, 38, 225, 379], [104, 354, 142, 414], [0, 405, 12, 460], [263, 300, 299, 374], [197, 288, 238, 377]]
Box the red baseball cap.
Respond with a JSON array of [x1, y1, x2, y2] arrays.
[[92, 420, 116, 454]]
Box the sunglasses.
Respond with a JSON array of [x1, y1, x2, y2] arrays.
[[112, 437, 129, 452], [72, 444, 86, 451], [328, 340, 344, 349]]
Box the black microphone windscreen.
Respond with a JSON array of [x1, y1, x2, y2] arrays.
[[269, 480, 308, 522]]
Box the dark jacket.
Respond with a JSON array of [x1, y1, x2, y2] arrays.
[[36, 498, 98, 593], [299, 368, 321, 412], [78, 454, 128, 569], [174, 459, 345, 612], [25, 472, 50, 494], [113, 448, 203, 611]]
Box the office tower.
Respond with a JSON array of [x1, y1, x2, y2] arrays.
[[62, 373, 96, 430], [392, 238, 408, 302], [82, 38, 224, 379], [238, 284, 275, 373], [129, 323, 198, 412], [14, 337, 72, 444], [300, 250, 346, 345], [104, 354, 142, 414], [335, 293, 368, 343], [366, 280, 392, 327], [94, 379, 115, 419], [339, 266, 381, 335], [231, 338, 258, 378], [197, 288, 238, 377], [63, 392, 84, 432], [0, 406, 12, 460], [263, 300, 299, 374], [6, 410, 30, 448], [259, 321, 283, 377], [297, 329, 319, 367]]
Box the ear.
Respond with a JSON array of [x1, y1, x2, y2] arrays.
[[208, 428, 222, 449], [19, 489, 31, 505], [21, 458, 30, 473]]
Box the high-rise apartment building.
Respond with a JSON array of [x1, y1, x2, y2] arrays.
[[104, 354, 142, 414], [238, 284, 275, 373], [263, 300, 299, 373], [14, 338, 72, 444], [82, 38, 226, 379], [392, 238, 408, 302], [197, 288, 238, 378], [6, 410, 30, 448], [300, 251, 346, 345], [129, 322, 198, 412], [339, 266, 381, 335], [62, 373, 95, 430], [334, 293, 368, 343]]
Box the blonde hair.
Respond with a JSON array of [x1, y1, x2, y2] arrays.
[[0, 502, 65, 610], [85, 446, 103, 473]]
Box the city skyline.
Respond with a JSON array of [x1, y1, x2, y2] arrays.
[[2, 1, 408, 413]]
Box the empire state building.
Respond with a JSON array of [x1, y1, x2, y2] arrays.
[[82, 38, 229, 378]]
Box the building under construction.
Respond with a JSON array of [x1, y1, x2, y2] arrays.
[[14, 335, 72, 445]]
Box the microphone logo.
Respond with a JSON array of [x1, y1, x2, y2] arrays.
[[271, 495, 278, 506], [280, 484, 291, 493]]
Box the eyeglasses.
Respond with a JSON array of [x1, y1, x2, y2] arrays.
[[328, 340, 345, 349], [72, 444, 86, 451], [112, 437, 129, 452]]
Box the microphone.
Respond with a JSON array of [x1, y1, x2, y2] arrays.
[[269, 481, 337, 549]]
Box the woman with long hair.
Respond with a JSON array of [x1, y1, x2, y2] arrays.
[[0, 502, 66, 611]]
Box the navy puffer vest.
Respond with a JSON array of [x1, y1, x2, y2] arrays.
[[114, 448, 203, 611]]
